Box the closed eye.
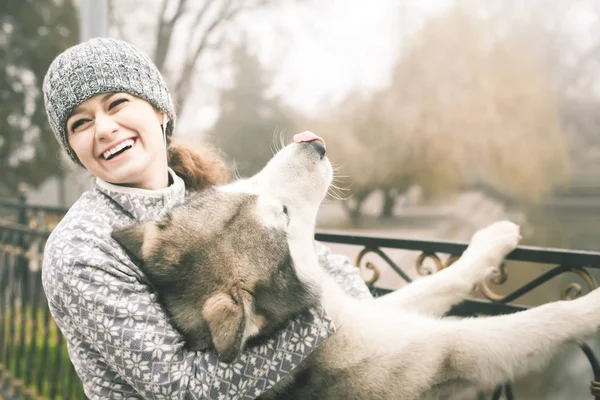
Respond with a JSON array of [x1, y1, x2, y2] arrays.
[[109, 98, 128, 110], [70, 118, 90, 133], [282, 205, 290, 224]]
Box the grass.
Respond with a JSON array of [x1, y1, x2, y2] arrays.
[[1, 305, 85, 399]]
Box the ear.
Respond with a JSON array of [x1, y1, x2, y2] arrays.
[[111, 221, 156, 261], [202, 291, 246, 363]]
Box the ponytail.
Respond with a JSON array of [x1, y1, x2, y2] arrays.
[[167, 141, 229, 191]]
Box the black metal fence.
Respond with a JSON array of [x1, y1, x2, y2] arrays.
[[0, 188, 67, 233], [0, 193, 85, 400], [1, 193, 600, 399]]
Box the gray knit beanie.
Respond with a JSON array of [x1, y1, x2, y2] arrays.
[[43, 37, 176, 164]]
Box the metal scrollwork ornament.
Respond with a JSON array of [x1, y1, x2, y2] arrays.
[[355, 248, 382, 285]]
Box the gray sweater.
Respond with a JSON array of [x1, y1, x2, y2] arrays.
[[42, 170, 372, 399]]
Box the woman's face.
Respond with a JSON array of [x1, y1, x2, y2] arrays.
[[66, 92, 169, 190]]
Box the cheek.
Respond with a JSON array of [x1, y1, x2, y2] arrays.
[[120, 112, 163, 148], [141, 126, 165, 151], [120, 103, 162, 130], [68, 134, 92, 160]]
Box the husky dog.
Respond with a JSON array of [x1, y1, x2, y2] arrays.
[[113, 132, 600, 399]]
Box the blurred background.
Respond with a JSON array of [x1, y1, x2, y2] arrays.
[[2, 0, 599, 251], [1, 1, 600, 398]]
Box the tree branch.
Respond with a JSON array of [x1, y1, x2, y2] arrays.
[[190, 0, 216, 36], [174, 1, 238, 110], [173, 0, 279, 112], [109, 0, 131, 42], [154, 0, 188, 72]]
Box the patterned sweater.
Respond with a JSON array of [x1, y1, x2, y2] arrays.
[[42, 170, 372, 399]]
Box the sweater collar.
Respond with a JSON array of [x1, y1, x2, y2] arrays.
[[94, 168, 186, 221]]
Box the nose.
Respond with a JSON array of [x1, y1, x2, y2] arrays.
[[95, 113, 119, 140], [292, 131, 327, 159], [308, 140, 326, 159]]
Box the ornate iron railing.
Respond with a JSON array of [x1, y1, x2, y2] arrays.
[[0, 195, 66, 232], [316, 231, 600, 400]]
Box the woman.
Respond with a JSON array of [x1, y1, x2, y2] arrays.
[[42, 37, 372, 399]]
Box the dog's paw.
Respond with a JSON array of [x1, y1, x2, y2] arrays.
[[464, 220, 521, 268]]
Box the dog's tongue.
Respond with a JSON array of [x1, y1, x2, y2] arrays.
[[293, 131, 326, 149]]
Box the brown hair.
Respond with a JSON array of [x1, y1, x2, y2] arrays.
[[167, 140, 230, 191]]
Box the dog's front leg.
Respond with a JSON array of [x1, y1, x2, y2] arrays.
[[431, 289, 600, 390], [374, 221, 521, 317]]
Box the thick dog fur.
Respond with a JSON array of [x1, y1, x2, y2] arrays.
[[113, 140, 600, 399]]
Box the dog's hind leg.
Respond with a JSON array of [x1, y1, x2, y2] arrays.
[[374, 221, 521, 317], [429, 289, 600, 390]]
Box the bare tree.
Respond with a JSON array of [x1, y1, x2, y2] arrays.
[[467, 0, 600, 172], [313, 6, 569, 225], [110, 0, 296, 116], [209, 41, 297, 177]]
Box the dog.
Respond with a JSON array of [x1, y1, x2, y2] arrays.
[[113, 132, 600, 399]]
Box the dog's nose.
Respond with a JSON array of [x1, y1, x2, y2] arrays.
[[308, 140, 326, 159], [293, 131, 327, 159]]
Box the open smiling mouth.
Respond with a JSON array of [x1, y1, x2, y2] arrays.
[[102, 138, 136, 161]]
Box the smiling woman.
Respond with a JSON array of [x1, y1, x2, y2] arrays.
[[66, 92, 169, 190], [40, 37, 372, 399]]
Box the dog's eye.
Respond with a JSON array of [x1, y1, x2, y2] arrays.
[[282, 205, 290, 225]]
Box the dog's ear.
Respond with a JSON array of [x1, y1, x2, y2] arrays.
[[111, 221, 157, 261], [202, 291, 246, 363]]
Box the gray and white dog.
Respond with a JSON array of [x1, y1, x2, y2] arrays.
[[113, 132, 600, 399]]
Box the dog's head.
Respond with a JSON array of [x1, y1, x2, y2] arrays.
[[112, 138, 332, 362]]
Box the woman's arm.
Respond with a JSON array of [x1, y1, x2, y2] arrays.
[[315, 241, 373, 300], [43, 240, 334, 399]]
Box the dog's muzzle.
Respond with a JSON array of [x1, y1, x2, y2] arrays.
[[293, 131, 327, 160]]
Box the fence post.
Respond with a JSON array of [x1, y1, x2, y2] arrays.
[[16, 182, 28, 283], [17, 183, 28, 227]]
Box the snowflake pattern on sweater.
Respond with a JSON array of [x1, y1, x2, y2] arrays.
[[42, 170, 371, 399]]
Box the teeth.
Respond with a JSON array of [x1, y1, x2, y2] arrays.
[[103, 139, 134, 159]]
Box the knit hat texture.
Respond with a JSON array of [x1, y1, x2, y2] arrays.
[[43, 37, 175, 164]]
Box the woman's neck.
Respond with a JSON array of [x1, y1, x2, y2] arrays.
[[117, 168, 171, 191]]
